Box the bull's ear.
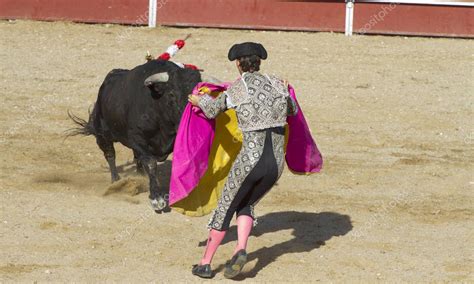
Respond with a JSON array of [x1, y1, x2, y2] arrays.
[[144, 72, 169, 90]]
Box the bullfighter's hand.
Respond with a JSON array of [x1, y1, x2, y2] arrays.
[[188, 94, 201, 106]]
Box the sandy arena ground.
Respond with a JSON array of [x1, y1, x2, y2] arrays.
[[0, 20, 473, 282]]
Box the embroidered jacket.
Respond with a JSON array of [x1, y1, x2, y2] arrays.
[[198, 72, 298, 131]]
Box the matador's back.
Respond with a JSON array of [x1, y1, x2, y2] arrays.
[[225, 72, 291, 132]]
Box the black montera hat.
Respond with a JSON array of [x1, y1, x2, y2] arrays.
[[228, 42, 268, 61]]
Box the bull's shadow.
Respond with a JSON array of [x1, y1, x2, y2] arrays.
[[199, 211, 352, 279]]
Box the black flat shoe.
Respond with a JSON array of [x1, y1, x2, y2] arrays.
[[224, 250, 248, 279], [192, 264, 213, 279]]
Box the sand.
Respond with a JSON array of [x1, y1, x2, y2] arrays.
[[0, 20, 473, 282]]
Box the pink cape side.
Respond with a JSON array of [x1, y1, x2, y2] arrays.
[[169, 83, 322, 205], [167, 103, 214, 205], [168, 83, 227, 205], [285, 86, 323, 173]]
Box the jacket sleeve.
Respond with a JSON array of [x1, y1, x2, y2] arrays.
[[267, 74, 299, 117], [198, 93, 228, 119]]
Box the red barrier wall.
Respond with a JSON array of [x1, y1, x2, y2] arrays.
[[354, 3, 474, 37], [156, 0, 346, 32], [156, 0, 473, 37], [0, 0, 149, 24], [0, 0, 472, 37]]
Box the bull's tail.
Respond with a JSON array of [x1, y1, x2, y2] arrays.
[[66, 107, 98, 138]]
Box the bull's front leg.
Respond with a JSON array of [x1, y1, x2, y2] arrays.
[[133, 150, 145, 175], [141, 156, 167, 212]]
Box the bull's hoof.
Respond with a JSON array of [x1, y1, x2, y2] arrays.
[[150, 197, 167, 212], [111, 175, 121, 183]]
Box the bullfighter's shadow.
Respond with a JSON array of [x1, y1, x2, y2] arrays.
[[199, 211, 352, 279]]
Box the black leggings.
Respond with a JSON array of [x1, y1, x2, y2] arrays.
[[219, 127, 283, 231]]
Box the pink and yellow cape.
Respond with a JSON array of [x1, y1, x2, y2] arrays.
[[169, 82, 323, 216]]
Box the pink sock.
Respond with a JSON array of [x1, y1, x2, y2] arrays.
[[234, 215, 253, 254], [200, 229, 226, 265]]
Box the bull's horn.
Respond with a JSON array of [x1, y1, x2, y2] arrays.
[[200, 74, 223, 84], [144, 72, 169, 86]]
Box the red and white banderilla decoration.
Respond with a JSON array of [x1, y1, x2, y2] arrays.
[[146, 34, 200, 70]]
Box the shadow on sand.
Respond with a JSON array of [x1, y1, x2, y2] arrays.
[[199, 211, 352, 279]]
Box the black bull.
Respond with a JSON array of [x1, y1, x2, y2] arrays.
[[68, 60, 214, 212]]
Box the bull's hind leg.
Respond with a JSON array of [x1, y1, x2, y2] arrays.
[[140, 156, 167, 212], [96, 136, 120, 182]]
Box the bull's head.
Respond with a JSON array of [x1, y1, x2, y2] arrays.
[[144, 72, 169, 88], [145, 71, 222, 94], [144, 72, 172, 99]]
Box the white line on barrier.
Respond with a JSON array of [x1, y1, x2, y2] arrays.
[[148, 0, 157, 28], [345, 0, 355, 36]]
